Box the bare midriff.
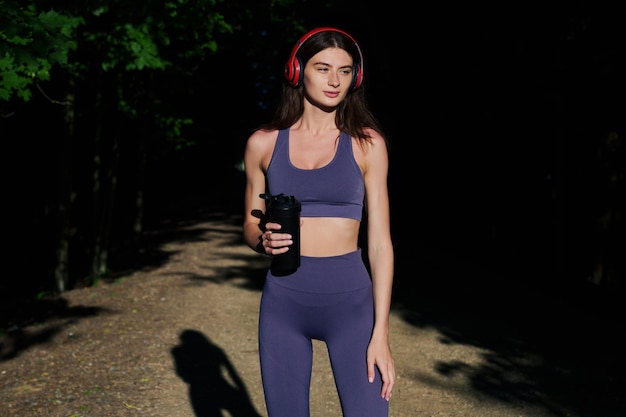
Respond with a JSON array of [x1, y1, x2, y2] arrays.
[[299, 217, 361, 257]]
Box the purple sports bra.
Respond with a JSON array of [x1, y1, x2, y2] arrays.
[[266, 128, 365, 221]]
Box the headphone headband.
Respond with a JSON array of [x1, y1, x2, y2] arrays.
[[284, 27, 364, 91]]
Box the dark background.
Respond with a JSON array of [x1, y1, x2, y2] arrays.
[[1, 1, 625, 415], [2, 0, 624, 312], [1, 0, 623, 310]]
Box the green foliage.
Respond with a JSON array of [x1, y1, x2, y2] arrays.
[[81, 0, 232, 73], [71, 0, 234, 146], [101, 23, 167, 71], [35, 290, 56, 300], [156, 115, 194, 150], [0, 1, 82, 102], [0, 0, 234, 104]]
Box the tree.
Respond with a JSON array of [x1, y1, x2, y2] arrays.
[[0, 0, 315, 297], [2, 0, 234, 293], [0, 1, 82, 104]]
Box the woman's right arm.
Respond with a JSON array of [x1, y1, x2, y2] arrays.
[[243, 130, 272, 254], [243, 129, 295, 257]]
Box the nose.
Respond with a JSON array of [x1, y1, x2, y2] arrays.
[[328, 72, 340, 88]]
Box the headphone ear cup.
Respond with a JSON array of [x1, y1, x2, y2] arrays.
[[292, 56, 304, 87], [351, 64, 363, 91], [284, 53, 301, 87]]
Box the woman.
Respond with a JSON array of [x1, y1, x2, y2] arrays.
[[242, 27, 395, 417]]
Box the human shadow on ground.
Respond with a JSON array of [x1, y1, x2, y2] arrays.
[[171, 329, 263, 417]]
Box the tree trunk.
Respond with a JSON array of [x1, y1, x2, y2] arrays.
[[53, 83, 76, 293]]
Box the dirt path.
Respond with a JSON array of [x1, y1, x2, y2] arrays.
[[1, 211, 624, 416]]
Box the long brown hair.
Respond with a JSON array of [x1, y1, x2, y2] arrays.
[[259, 29, 387, 148]]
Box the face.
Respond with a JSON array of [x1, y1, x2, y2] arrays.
[[302, 47, 354, 108]]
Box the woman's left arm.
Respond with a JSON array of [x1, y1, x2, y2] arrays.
[[360, 131, 396, 401]]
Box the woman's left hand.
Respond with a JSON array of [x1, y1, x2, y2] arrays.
[[367, 333, 396, 401]]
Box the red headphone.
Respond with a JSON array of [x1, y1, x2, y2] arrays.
[[283, 27, 364, 91]]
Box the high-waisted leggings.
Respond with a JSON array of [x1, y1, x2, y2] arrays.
[[258, 249, 389, 417]]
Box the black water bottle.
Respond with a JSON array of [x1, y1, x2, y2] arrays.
[[261, 193, 301, 276]]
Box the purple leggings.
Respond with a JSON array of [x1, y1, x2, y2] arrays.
[[258, 249, 389, 417]]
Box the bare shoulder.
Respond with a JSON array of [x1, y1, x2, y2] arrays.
[[353, 128, 388, 157], [352, 128, 389, 174], [246, 128, 279, 150], [245, 129, 279, 158], [365, 127, 387, 147], [245, 129, 279, 171]]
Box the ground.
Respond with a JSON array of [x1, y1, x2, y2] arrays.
[[1, 208, 624, 417]]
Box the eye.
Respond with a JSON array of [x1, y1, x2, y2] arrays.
[[340, 68, 352, 76]]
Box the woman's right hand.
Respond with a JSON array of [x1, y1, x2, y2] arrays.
[[261, 222, 293, 256]]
